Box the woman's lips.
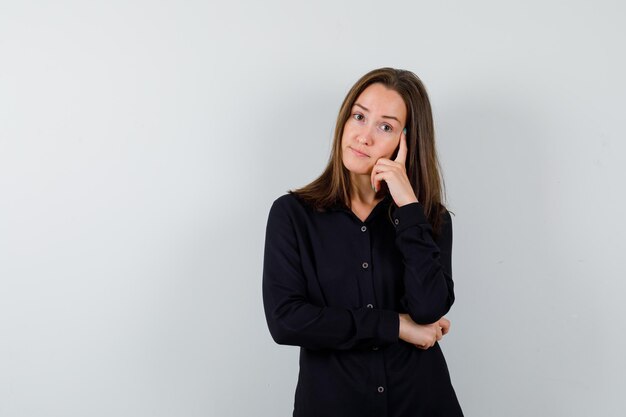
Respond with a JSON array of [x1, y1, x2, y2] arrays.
[[350, 147, 369, 157]]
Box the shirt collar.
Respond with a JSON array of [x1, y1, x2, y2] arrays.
[[329, 193, 393, 214]]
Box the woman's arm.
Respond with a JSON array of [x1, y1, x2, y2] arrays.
[[391, 202, 455, 325], [262, 198, 400, 351], [370, 133, 455, 326]]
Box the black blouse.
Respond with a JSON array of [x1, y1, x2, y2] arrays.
[[262, 192, 463, 417]]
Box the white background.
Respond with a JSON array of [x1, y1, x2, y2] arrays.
[[1, 1, 625, 416]]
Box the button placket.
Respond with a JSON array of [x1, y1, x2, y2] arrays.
[[357, 217, 387, 403]]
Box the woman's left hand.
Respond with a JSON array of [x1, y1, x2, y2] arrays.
[[371, 129, 418, 207]]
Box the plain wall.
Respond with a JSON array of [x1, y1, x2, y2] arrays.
[[1, 0, 625, 416]]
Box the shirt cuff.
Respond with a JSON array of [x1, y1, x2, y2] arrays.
[[391, 202, 429, 233]]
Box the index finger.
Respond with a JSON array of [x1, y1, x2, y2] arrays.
[[394, 127, 408, 165]]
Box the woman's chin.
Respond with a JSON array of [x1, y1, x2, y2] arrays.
[[342, 161, 372, 176]]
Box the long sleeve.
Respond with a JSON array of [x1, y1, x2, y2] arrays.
[[262, 198, 400, 351], [391, 202, 454, 324]]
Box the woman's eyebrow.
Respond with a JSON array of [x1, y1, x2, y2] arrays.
[[354, 103, 400, 123]]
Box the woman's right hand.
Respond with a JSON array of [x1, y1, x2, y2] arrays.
[[398, 313, 450, 350]]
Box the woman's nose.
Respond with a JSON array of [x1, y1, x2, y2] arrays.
[[357, 125, 375, 144]]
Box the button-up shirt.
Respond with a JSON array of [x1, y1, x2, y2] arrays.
[[262, 192, 463, 417]]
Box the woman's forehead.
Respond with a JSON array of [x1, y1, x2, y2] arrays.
[[354, 83, 406, 122]]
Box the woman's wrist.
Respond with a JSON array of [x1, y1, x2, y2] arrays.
[[398, 313, 407, 340]]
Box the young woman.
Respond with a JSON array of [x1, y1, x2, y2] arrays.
[[262, 67, 463, 417]]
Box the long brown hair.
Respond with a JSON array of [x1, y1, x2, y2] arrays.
[[291, 67, 451, 236]]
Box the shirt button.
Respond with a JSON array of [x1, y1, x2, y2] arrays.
[[377, 386, 385, 393], [394, 218, 399, 225], [361, 225, 367, 232], [366, 303, 374, 308], [362, 262, 369, 269]]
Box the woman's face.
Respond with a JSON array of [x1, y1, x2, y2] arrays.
[[341, 83, 407, 176]]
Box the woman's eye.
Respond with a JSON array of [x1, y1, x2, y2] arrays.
[[353, 113, 364, 121], [381, 124, 393, 133]]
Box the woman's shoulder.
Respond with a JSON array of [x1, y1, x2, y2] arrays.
[[268, 192, 312, 217], [269, 191, 335, 221], [442, 204, 455, 225], [271, 191, 304, 209]]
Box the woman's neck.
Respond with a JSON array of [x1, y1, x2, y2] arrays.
[[349, 174, 383, 206]]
